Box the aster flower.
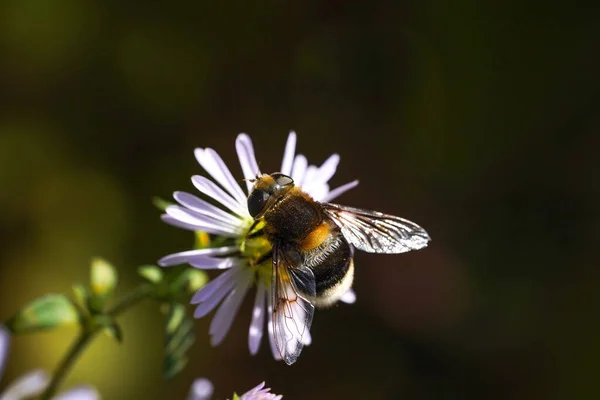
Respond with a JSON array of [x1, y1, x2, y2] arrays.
[[187, 378, 281, 400], [237, 382, 282, 400], [159, 132, 358, 359], [0, 325, 99, 400]]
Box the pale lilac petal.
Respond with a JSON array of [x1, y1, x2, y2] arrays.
[[191, 268, 239, 304], [188, 256, 239, 270], [266, 295, 282, 361], [193, 277, 238, 318], [192, 176, 249, 217], [209, 269, 253, 346], [158, 246, 238, 267], [161, 214, 208, 232], [166, 206, 241, 236], [321, 180, 359, 202], [340, 288, 357, 304], [290, 154, 307, 183], [280, 131, 297, 176], [239, 382, 264, 400], [240, 382, 282, 400], [0, 325, 9, 378], [53, 386, 99, 400], [195, 148, 247, 204], [173, 191, 244, 227], [187, 378, 214, 400], [236, 133, 261, 192], [1, 370, 49, 399], [248, 280, 266, 355]]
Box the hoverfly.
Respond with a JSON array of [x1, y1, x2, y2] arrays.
[[247, 172, 430, 364]]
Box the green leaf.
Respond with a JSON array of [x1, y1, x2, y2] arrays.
[[138, 265, 164, 284], [163, 303, 195, 380], [164, 355, 188, 381], [165, 303, 185, 334], [7, 294, 78, 333], [90, 258, 118, 298], [165, 319, 194, 356], [152, 196, 174, 212], [232, 394, 240, 400]]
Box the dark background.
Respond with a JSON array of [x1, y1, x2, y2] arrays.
[[1, 1, 599, 399]]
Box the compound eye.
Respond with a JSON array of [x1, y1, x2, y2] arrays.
[[247, 189, 270, 217], [272, 173, 294, 187]]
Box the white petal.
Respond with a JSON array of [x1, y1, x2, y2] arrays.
[[266, 294, 282, 361], [248, 280, 266, 355], [189, 256, 239, 270], [166, 206, 241, 237], [0, 325, 10, 378], [235, 133, 261, 192], [315, 154, 340, 185], [173, 191, 244, 227], [187, 378, 214, 400], [290, 154, 307, 184], [340, 288, 357, 304], [302, 154, 339, 195], [306, 183, 329, 202], [191, 267, 239, 304], [53, 386, 99, 400], [299, 165, 318, 188], [209, 269, 253, 346], [1, 370, 49, 399], [158, 246, 238, 267], [321, 180, 359, 202], [194, 148, 247, 204], [192, 176, 249, 217], [193, 277, 238, 318], [280, 131, 297, 176]]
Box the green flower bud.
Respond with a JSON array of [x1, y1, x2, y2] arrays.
[[138, 265, 164, 284], [152, 196, 174, 212], [90, 258, 118, 298], [195, 231, 211, 249]]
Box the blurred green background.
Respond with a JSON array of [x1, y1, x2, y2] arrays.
[[1, 1, 599, 399]]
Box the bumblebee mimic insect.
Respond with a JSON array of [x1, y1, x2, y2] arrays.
[[247, 172, 430, 365]]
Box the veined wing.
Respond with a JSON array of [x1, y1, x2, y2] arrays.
[[323, 203, 430, 254], [271, 242, 315, 365]]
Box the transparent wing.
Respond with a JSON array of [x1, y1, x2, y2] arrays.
[[323, 203, 430, 254], [271, 242, 315, 365]]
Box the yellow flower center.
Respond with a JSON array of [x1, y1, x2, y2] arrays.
[[238, 219, 273, 285]]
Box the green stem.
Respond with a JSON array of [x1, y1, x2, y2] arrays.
[[40, 331, 92, 400], [107, 284, 154, 317], [39, 284, 153, 400]]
